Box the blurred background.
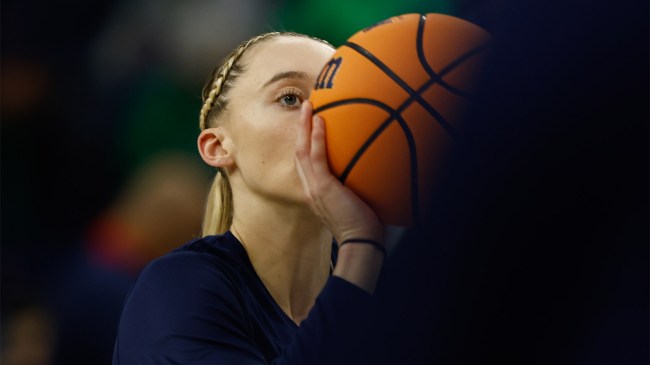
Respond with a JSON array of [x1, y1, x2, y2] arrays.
[[1, 0, 647, 364]]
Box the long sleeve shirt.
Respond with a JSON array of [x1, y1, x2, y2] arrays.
[[113, 231, 377, 364]]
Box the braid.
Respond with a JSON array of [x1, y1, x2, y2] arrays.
[[199, 32, 280, 130], [199, 32, 333, 130]]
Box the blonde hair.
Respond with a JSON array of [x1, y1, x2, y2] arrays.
[[199, 32, 332, 237]]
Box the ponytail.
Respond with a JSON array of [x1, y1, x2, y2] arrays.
[[201, 169, 233, 236]]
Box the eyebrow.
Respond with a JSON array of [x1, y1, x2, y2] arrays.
[[262, 71, 308, 89]]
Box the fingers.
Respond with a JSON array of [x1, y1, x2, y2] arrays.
[[310, 114, 331, 177], [296, 100, 315, 202], [295, 100, 313, 160], [296, 100, 331, 178]]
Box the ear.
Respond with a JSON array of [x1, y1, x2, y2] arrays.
[[197, 127, 235, 168]]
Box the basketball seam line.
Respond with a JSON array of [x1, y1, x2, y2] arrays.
[[439, 43, 492, 77], [416, 14, 470, 98], [314, 97, 420, 223], [343, 41, 455, 136]]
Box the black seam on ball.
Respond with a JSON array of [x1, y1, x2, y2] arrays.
[[343, 41, 454, 136], [344, 42, 417, 96], [439, 43, 491, 76], [313, 98, 419, 222], [416, 14, 469, 98]]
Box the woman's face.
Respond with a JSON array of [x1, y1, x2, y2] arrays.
[[222, 36, 335, 204]]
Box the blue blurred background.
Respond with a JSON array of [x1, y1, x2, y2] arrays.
[[1, 0, 647, 364]]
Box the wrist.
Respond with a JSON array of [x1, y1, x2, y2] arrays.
[[334, 242, 384, 294], [336, 224, 385, 247], [338, 238, 386, 257]]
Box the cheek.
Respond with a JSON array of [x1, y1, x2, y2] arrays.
[[237, 118, 297, 168], [263, 126, 297, 165], [230, 100, 301, 170], [254, 111, 298, 151]]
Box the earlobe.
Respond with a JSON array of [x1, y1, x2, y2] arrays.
[[197, 127, 235, 168]]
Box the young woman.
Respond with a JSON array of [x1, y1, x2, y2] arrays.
[[113, 32, 386, 364]]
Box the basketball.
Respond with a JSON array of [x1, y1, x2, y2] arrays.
[[310, 13, 491, 226]]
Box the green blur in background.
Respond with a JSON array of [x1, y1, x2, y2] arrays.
[[273, 0, 455, 46]]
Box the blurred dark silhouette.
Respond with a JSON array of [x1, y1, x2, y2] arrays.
[[2, 304, 55, 365], [371, 0, 648, 364], [2, 1, 261, 363], [1, 1, 122, 336], [45, 152, 210, 365]]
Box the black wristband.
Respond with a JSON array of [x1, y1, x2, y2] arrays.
[[339, 238, 387, 256]]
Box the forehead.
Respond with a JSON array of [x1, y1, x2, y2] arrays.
[[239, 36, 335, 85]]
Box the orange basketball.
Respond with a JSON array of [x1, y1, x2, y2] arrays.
[[310, 13, 491, 226]]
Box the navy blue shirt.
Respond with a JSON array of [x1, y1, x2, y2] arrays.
[[113, 232, 377, 364]]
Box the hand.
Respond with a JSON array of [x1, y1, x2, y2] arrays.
[[294, 100, 384, 246]]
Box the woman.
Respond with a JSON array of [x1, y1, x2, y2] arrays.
[[113, 32, 386, 364]]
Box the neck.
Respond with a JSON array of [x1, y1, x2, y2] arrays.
[[230, 191, 332, 325]]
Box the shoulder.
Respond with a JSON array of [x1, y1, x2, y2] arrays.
[[114, 233, 264, 363], [132, 232, 247, 298], [120, 232, 252, 322], [116, 233, 250, 339], [142, 232, 243, 278]]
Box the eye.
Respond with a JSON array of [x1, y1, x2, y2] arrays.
[[281, 94, 299, 106], [276, 88, 303, 109]]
